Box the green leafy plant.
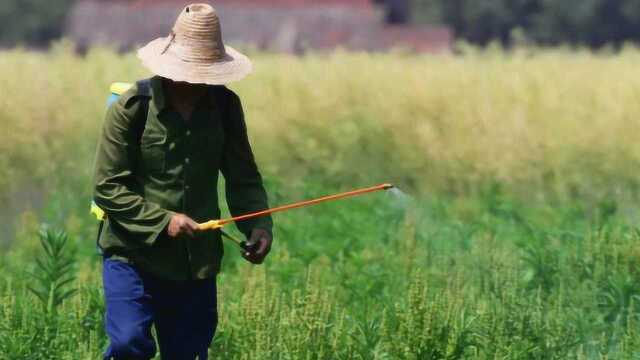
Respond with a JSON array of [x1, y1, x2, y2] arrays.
[[599, 274, 640, 325], [27, 226, 77, 315]]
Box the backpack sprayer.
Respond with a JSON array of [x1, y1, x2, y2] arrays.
[[93, 83, 394, 249]]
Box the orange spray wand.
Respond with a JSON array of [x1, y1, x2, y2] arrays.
[[199, 183, 394, 236]]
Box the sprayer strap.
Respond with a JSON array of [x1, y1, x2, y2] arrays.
[[133, 79, 152, 144]]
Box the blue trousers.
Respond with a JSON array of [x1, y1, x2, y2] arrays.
[[102, 258, 218, 360]]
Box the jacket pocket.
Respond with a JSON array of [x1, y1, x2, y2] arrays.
[[140, 129, 166, 174]]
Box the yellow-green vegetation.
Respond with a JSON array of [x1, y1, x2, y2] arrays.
[[1, 44, 639, 358], [3, 43, 640, 202]]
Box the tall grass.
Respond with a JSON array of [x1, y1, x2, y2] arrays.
[[2, 43, 640, 207], [1, 45, 640, 358]]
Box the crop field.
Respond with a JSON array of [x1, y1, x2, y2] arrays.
[[0, 44, 639, 359]]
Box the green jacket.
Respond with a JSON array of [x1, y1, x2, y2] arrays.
[[93, 76, 272, 280]]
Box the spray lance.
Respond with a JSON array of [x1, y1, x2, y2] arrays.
[[200, 183, 395, 250]]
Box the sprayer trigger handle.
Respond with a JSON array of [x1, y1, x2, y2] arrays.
[[198, 220, 224, 231]]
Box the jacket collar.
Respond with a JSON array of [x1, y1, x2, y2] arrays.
[[150, 76, 217, 115]]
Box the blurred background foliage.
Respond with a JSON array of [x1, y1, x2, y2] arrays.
[[4, 0, 640, 48]]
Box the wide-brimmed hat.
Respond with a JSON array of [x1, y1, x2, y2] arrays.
[[137, 3, 252, 85]]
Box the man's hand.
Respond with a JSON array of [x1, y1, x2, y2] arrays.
[[241, 228, 272, 264], [167, 213, 200, 238]]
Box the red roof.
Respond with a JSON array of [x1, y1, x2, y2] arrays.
[[127, 0, 372, 8]]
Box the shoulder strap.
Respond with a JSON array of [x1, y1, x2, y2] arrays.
[[132, 78, 152, 144]]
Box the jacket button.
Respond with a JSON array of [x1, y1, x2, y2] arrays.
[[185, 157, 190, 164]]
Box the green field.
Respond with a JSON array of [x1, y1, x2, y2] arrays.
[[1, 44, 639, 359]]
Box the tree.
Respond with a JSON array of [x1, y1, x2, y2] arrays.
[[438, 0, 541, 45], [0, 0, 75, 47], [531, 0, 640, 47], [412, 0, 640, 47], [374, 0, 412, 24]]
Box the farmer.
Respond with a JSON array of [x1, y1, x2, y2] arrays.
[[92, 4, 273, 359]]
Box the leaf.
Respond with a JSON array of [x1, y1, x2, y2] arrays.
[[27, 285, 48, 304], [52, 276, 75, 292], [54, 289, 78, 306]]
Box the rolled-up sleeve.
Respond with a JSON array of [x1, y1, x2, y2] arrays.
[[92, 97, 173, 246], [220, 92, 273, 237]]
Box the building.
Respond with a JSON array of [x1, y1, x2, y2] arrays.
[[67, 0, 452, 54]]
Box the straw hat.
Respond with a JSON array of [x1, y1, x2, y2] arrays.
[[137, 3, 252, 85]]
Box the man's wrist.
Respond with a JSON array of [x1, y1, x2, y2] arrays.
[[245, 226, 272, 239], [256, 227, 272, 236]]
